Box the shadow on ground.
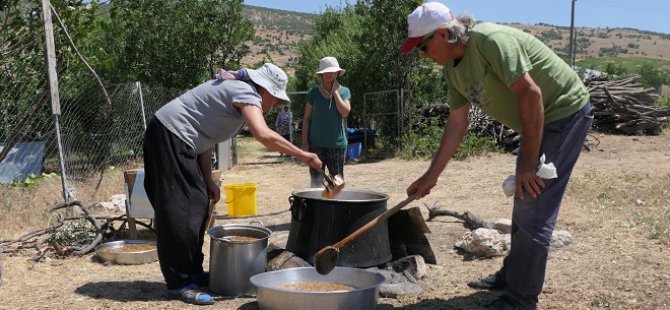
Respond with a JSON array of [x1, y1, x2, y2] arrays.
[[236, 291, 501, 310], [75, 280, 166, 302], [380, 291, 501, 309]]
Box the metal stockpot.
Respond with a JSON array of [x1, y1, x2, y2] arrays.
[[207, 222, 271, 296]]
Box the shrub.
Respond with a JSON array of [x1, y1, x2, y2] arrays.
[[398, 119, 501, 161], [453, 134, 501, 160]]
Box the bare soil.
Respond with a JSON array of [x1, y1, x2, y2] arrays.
[[1, 133, 669, 309]]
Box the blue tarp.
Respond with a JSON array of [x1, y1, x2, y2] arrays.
[[347, 128, 376, 144], [0, 141, 46, 184]]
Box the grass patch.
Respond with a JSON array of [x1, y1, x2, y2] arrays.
[[577, 56, 670, 74], [236, 136, 273, 154]]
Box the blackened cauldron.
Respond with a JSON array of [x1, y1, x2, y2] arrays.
[[286, 188, 392, 268]]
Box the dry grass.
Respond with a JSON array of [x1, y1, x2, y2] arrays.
[[0, 132, 669, 309]]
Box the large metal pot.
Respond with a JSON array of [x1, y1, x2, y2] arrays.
[[250, 267, 385, 310], [207, 223, 271, 296], [286, 189, 392, 268]]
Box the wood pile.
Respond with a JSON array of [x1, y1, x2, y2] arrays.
[[587, 75, 669, 135]]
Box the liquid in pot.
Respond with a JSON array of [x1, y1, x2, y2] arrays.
[[225, 235, 258, 242], [278, 281, 355, 292], [104, 243, 156, 253]]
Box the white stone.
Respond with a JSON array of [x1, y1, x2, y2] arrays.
[[454, 228, 510, 258], [111, 194, 127, 211], [550, 230, 573, 249]]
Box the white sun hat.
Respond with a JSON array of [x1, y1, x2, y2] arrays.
[[247, 63, 290, 102], [315, 56, 346, 77]]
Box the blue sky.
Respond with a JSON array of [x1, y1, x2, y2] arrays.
[[243, 0, 670, 34]]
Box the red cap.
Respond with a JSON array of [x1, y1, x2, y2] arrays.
[[399, 36, 427, 54]]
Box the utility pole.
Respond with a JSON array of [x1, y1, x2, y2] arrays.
[[569, 0, 577, 67]]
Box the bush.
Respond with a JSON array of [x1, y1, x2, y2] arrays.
[[657, 94, 670, 108], [453, 134, 501, 160], [398, 120, 444, 160], [398, 119, 501, 160]]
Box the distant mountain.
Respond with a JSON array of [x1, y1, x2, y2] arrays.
[[241, 6, 316, 71], [242, 5, 670, 70]]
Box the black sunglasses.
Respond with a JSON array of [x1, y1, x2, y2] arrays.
[[416, 32, 436, 53]]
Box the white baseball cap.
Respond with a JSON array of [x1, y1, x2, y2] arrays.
[[315, 56, 346, 76], [247, 63, 290, 102], [399, 2, 455, 53]]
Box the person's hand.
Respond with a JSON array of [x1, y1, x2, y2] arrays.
[[406, 173, 438, 199], [332, 80, 341, 95], [206, 180, 221, 203], [515, 157, 544, 199], [302, 152, 322, 170]]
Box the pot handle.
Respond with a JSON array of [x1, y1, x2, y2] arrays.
[[289, 196, 308, 223], [249, 220, 264, 227]]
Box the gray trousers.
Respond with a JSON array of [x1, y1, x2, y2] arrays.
[[502, 102, 594, 309]]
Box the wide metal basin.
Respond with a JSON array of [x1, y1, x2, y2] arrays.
[[94, 240, 157, 265], [250, 267, 385, 310]]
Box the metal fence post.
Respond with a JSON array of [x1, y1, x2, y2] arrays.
[[136, 81, 148, 130], [42, 0, 69, 202]]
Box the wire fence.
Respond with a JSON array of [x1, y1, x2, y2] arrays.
[[0, 2, 403, 210], [0, 3, 187, 207]]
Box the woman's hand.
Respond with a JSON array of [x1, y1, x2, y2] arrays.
[[302, 152, 322, 170], [332, 80, 341, 95], [206, 180, 221, 203]]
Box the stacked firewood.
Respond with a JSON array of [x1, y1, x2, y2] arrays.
[[587, 75, 669, 135]]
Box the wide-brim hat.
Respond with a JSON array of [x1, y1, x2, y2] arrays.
[[247, 63, 290, 102], [315, 56, 346, 77]]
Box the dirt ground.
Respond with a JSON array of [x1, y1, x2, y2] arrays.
[[1, 132, 669, 309]]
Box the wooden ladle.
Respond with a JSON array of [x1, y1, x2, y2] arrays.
[[314, 194, 417, 275]]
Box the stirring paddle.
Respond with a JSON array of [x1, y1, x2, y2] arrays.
[[314, 194, 417, 275]]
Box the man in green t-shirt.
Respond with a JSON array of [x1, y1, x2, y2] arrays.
[[400, 3, 593, 310]]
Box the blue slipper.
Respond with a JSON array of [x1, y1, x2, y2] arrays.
[[168, 283, 215, 305]]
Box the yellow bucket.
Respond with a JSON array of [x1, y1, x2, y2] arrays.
[[223, 183, 257, 216]]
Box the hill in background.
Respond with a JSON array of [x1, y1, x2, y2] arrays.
[[242, 6, 670, 72]]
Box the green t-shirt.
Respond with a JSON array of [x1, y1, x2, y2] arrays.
[[306, 86, 351, 148], [444, 23, 589, 133]]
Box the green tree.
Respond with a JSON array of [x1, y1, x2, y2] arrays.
[[638, 63, 668, 88], [293, 0, 447, 143], [102, 0, 254, 88]]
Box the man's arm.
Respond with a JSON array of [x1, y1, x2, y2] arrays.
[[510, 72, 545, 199], [406, 104, 470, 198]]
